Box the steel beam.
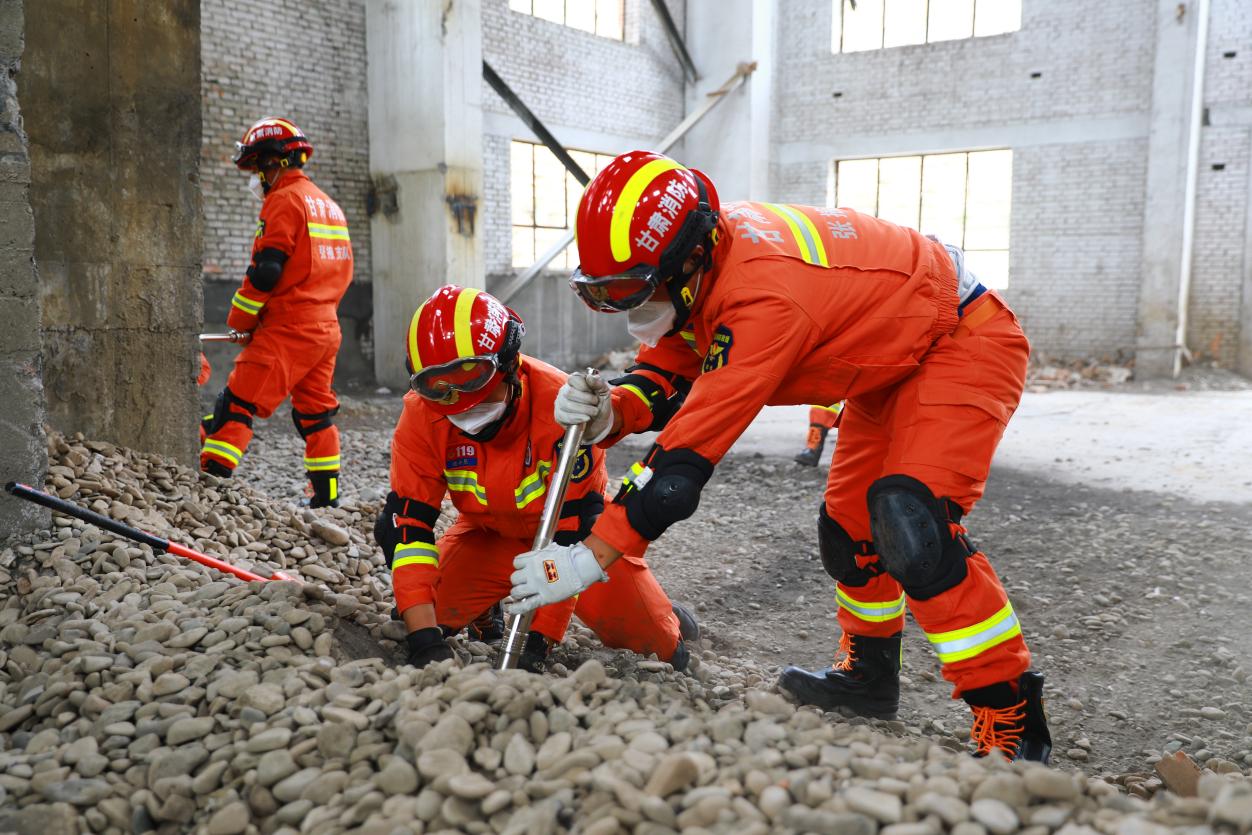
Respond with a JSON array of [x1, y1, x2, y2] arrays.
[[649, 0, 699, 83], [482, 60, 591, 187]]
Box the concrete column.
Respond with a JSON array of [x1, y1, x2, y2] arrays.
[[367, 0, 484, 387], [0, 0, 48, 537], [21, 0, 203, 462], [681, 0, 773, 202], [1242, 143, 1252, 376], [1135, 0, 1209, 378]]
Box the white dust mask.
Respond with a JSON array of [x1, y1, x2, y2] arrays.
[[447, 399, 507, 434], [248, 173, 266, 201], [626, 300, 676, 347]]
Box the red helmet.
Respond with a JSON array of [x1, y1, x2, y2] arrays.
[[405, 285, 525, 415], [571, 150, 719, 313], [233, 116, 314, 171]]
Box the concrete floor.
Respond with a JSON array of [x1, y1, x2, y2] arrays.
[[729, 388, 1252, 505]]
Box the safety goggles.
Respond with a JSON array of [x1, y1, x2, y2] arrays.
[[569, 264, 661, 312], [409, 355, 499, 402]]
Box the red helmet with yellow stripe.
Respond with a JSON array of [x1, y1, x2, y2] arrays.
[[405, 285, 525, 415], [233, 116, 314, 171], [571, 151, 719, 316]]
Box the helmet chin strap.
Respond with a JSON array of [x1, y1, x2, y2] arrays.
[[661, 236, 715, 337]]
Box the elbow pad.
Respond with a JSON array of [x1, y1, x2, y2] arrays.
[[614, 446, 714, 541], [610, 363, 693, 432], [246, 247, 289, 292]]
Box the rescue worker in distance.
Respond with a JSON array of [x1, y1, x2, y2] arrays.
[[508, 150, 1052, 763], [376, 284, 698, 672], [795, 402, 843, 467], [200, 116, 352, 508]]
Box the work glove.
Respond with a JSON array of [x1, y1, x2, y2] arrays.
[[405, 627, 455, 668], [506, 542, 608, 616], [553, 371, 613, 443]]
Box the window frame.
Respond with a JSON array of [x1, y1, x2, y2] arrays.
[[509, 0, 626, 41], [510, 139, 616, 271], [832, 0, 1019, 54], [831, 148, 1013, 289]]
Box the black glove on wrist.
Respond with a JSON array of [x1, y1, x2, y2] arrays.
[[405, 627, 454, 668]]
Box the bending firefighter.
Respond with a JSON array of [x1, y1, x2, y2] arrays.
[[375, 285, 698, 672], [200, 116, 352, 508], [795, 402, 843, 466], [508, 151, 1052, 762]]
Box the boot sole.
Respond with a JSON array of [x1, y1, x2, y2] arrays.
[[778, 669, 899, 720]]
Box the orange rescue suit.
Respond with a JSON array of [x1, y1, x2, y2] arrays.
[[594, 202, 1031, 695], [386, 357, 681, 659], [201, 169, 353, 485]]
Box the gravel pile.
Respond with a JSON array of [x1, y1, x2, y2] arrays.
[[2, 434, 1252, 834]]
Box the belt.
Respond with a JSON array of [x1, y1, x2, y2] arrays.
[[953, 291, 1003, 339]]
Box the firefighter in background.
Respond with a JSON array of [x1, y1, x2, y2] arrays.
[[375, 285, 698, 672], [507, 151, 1052, 762], [795, 402, 843, 466], [200, 117, 352, 508]]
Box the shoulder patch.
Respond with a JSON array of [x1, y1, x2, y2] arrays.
[[702, 325, 734, 373]]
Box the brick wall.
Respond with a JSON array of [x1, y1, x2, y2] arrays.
[[201, 0, 371, 287]]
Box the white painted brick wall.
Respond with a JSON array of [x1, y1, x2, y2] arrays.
[[201, 0, 371, 287]]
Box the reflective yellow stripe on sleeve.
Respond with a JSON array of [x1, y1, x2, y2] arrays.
[[835, 588, 906, 623], [443, 469, 488, 505], [231, 291, 264, 315], [619, 384, 651, 407], [514, 460, 552, 509], [392, 541, 439, 570], [925, 601, 1022, 664]]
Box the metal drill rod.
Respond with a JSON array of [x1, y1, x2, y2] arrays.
[[199, 331, 251, 344], [499, 372, 599, 670]]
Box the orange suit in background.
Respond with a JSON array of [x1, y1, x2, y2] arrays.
[[200, 168, 353, 502], [385, 356, 682, 661]]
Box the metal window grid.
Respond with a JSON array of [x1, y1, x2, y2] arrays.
[[836, 0, 1006, 53]]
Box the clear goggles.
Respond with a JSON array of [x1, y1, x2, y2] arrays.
[[409, 355, 499, 402], [569, 264, 660, 312]]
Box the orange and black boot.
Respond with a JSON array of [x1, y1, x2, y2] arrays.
[[467, 604, 505, 644], [306, 471, 340, 509], [964, 671, 1052, 763], [777, 632, 901, 719], [519, 630, 552, 673], [794, 425, 829, 467]]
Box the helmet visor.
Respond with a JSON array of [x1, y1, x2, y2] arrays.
[[570, 264, 659, 312], [410, 355, 499, 402]]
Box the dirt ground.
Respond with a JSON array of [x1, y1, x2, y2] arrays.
[[240, 375, 1252, 781]]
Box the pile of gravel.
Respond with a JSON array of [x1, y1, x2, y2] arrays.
[[2, 435, 1251, 834]]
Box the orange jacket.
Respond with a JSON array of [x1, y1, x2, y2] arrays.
[[385, 357, 608, 611], [227, 169, 353, 332], [594, 202, 967, 555]]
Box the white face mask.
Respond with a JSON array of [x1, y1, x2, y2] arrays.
[[248, 173, 266, 201], [626, 300, 677, 347], [447, 399, 508, 434]]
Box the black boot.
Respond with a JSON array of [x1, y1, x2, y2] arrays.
[[519, 630, 551, 673], [671, 602, 700, 642], [777, 633, 901, 719], [468, 604, 505, 643], [794, 425, 829, 466], [202, 460, 233, 478], [305, 471, 340, 509], [964, 670, 1052, 763]]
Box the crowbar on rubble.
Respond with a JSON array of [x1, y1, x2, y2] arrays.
[[5, 481, 297, 584], [498, 372, 595, 670]]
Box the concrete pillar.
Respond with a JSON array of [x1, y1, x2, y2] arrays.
[[367, 0, 484, 387], [20, 1, 202, 461], [681, 0, 773, 202], [0, 0, 48, 537], [1135, 0, 1209, 378]]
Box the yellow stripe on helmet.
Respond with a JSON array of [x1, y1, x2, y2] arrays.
[[407, 301, 428, 372], [610, 158, 684, 263], [453, 288, 482, 358]]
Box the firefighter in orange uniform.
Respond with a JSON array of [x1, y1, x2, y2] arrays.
[[375, 284, 697, 672], [508, 151, 1052, 762], [795, 402, 843, 466], [200, 117, 352, 508]]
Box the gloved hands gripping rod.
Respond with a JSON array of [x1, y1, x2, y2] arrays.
[[4, 481, 296, 584], [498, 370, 597, 670]]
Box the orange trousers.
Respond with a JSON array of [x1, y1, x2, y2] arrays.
[[808, 403, 842, 431], [824, 292, 1031, 696], [200, 321, 341, 477], [434, 519, 681, 660]]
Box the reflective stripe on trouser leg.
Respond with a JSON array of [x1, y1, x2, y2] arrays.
[[201, 420, 253, 470], [906, 551, 1031, 697], [835, 574, 906, 638]]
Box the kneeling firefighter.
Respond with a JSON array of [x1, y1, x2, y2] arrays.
[[200, 116, 352, 508], [507, 150, 1052, 762], [374, 285, 698, 672]]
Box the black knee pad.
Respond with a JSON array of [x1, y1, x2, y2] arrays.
[[202, 387, 258, 435], [867, 475, 972, 600], [292, 404, 339, 439], [817, 505, 880, 587]]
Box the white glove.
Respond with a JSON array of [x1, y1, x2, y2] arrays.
[[554, 371, 613, 443], [506, 542, 608, 616]]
